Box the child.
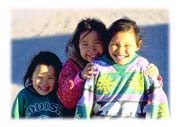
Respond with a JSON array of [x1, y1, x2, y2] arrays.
[[57, 18, 107, 111], [75, 18, 169, 119], [57, 18, 161, 114], [12, 51, 71, 119]]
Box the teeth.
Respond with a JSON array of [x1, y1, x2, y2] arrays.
[[117, 55, 126, 59], [88, 55, 97, 59], [90, 55, 96, 58], [40, 87, 49, 91]]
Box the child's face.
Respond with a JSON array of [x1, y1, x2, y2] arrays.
[[79, 30, 104, 62], [108, 30, 139, 65], [32, 64, 56, 96]]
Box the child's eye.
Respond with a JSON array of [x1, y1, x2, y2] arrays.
[[125, 45, 131, 47], [82, 43, 88, 46], [94, 40, 101, 43], [111, 44, 118, 48], [49, 77, 55, 80], [80, 42, 88, 46], [94, 41, 102, 45], [37, 76, 43, 78]]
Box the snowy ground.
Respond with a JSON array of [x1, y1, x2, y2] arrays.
[[11, 9, 169, 106]]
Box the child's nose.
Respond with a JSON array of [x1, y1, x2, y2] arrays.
[[116, 46, 125, 53], [88, 45, 96, 51], [41, 78, 49, 85]]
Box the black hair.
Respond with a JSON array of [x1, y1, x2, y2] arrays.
[[105, 18, 142, 58], [23, 51, 62, 87], [66, 18, 107, 65]]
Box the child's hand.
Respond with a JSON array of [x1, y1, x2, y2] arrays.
[[146, 63, 159, 78], [69, 80, 74, 89], [80, 63, 97, 80]]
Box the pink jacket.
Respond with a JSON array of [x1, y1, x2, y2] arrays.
[[57, 59, 85, 109]]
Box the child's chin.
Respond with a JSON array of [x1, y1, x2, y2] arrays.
[[38, 91, 50, 96], [114, 59, 124, 64], [116, 58, 130, 65]]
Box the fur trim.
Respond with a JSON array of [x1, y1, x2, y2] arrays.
[[66, 43, 86, 69]]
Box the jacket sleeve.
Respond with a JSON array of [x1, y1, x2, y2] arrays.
[[57, 59, 85, 109], [11, 92, 25, 119], [75, 78, 95, 119], [144, 75, 170, 119]]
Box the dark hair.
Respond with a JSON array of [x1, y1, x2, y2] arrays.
[[105, 18, 142, 57], [23, 51, 62, 87], [66, 18, 107, 65]]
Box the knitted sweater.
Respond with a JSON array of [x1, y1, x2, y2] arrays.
[[57, 59, 85, 109], [75, 54, 169, 119]]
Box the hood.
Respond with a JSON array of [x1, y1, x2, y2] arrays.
[[66, 43, 87, 69]]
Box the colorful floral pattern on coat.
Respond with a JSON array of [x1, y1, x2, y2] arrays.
[[75, 55, 169, 119]]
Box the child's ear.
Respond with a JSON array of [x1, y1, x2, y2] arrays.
[[136, 39, 142, 51]]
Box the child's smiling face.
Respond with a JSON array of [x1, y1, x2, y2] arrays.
[[32, 64, 56, 96], [108, 29, 140, 65], [79, 30, 104, 62]]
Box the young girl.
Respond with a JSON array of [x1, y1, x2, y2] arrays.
[[57, 18, 161, 114], [57, 18, 107, 111], [12, 51, 72, 119], [75, 18, 169, 119]]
